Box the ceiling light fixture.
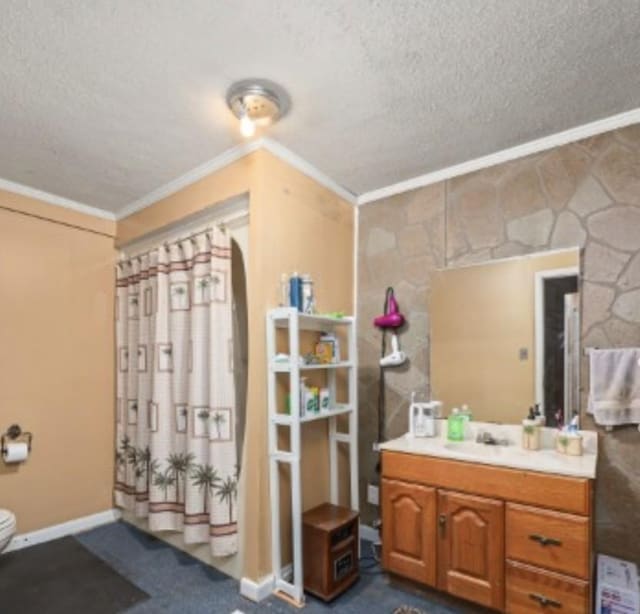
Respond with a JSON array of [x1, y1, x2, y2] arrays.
[[226, 79, 290, 138]]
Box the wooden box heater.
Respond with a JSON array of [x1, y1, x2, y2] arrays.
[[302, 503, 359, 601]]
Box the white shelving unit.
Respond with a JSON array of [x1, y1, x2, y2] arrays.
[[266, 307, 359, 605]]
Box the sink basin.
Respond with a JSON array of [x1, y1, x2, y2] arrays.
[[443, 441, 506, 456], [382, 425, 598, 479]]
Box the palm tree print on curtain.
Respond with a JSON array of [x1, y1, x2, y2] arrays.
[[114, 228, 239, 556], [191, 464, 219, 514]]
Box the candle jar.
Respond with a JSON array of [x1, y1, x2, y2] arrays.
[[556, 433, 583, 456]]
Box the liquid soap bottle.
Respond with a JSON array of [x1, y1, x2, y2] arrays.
[[447, 408, 465, 441]]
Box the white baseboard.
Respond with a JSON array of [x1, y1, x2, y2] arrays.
[[239, 522, 378, 603], [239, 536, 381, 603], [360, 523, 379, 543], [239, 573, 275, 602], [5, 508, 121, 553], [239, 562, 293, 602]]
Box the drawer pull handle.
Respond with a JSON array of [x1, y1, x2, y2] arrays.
[[529, 533, 562, 547], [529, 592, 562, 608]]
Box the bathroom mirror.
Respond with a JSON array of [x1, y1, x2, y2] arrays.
[[430, 248, 580, 426]]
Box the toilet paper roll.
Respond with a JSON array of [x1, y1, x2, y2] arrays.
[[3, 442, 29, 463]]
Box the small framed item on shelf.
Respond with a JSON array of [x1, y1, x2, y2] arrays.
[[315, 333, 340, 364]]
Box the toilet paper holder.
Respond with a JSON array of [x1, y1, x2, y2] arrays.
[[1, 424, 33, 455]]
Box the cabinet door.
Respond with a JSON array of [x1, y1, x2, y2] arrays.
[[438, 490, 505, 611], [382, 478, 437, 586]]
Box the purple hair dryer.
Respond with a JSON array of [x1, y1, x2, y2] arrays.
[[373, 288, 405, 329]]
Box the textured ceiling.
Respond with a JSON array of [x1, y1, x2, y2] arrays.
[[1, 1, 640, 214]]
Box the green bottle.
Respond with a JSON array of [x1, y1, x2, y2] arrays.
[[447, 408, 465, 441]]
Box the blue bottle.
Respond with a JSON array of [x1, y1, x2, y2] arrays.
[[289, 274, 303, 311]]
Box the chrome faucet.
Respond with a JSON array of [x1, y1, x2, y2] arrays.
[[475, 431, 509, 446]]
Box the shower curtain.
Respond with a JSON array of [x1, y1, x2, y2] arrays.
[[114, 227, 238, 557]]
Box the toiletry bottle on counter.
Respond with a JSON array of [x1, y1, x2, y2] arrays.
[[460, 404, 473, 422], [447, 408, 464, 441]]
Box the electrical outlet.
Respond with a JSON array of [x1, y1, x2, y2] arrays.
[[367, 483, 379, 506]]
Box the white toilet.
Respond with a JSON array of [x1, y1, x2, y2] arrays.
[[0, 509, 16, 553]]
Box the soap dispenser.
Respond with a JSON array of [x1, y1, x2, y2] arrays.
[[522, 407, 541, 451], [408, 392, 441, 438]]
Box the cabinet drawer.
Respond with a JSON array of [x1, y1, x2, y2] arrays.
[[506, 503, 590, 579], [506, 561, 590, 614]]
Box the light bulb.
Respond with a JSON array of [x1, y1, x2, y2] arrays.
[[240, 114, 255, 138]]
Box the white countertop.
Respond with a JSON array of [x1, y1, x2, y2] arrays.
[[379, 420, 598, 479]]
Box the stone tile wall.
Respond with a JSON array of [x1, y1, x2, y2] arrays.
[[358, 124, 640, 562]]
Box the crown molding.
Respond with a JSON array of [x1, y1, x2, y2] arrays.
[[115, 137, 356, 221], [3, 107, 638, 222], [115, 140, 263, 220], [259, 137, 357, 204], [0, 176, 116, 220], [357, 107, 640, 205]]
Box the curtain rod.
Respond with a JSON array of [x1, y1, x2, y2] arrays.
[[118, 194, 248, 257], [117, 223, 228, 265]]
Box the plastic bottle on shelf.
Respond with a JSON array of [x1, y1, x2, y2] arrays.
[[280, 273, 289, 307], [300, 274, 315, 314], [289, 273, 303, 311]]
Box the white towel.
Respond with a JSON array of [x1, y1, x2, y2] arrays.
[[588, 348, 640, 426]]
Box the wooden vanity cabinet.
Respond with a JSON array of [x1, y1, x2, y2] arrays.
[[381, 450, 593, 613], [438, 490, 505, 611], [381, 479, 436, 586]]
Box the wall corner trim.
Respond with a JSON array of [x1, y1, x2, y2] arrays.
[[259, 138, 357, 205], [357, 107, 640, 205], [239, 573, 276, 602], [5, 508, 122, 553], [239, 563, 292, 602], [0, 176, 116, 221]]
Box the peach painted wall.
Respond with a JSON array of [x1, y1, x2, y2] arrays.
[[246, 152, 354, 577], [0, 193, 116, 533], [116, 149, 354, 580]]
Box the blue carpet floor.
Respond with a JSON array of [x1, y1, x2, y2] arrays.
[[75, 521, 465, 614]]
